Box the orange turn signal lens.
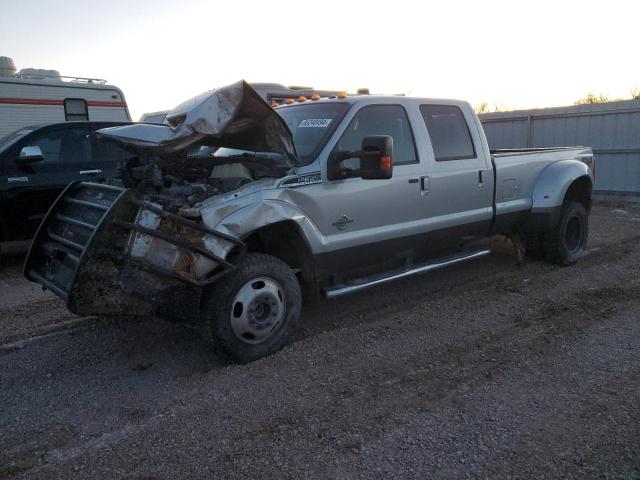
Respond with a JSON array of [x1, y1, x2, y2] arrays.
[[337, 92, 347, 99], [311, 94, 320, 101], [285, 98, 295, 104], [297, 96, 307, 102]]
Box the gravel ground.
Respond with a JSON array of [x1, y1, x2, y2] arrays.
[[1, 206, 639, 479]]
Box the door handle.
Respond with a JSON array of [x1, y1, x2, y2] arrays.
[[79, 169, 102, 175], [8, 176, 29, 183], [420, 175, 430, 196]]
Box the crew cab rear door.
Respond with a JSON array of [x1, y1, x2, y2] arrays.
[[416, 103, 494, 243], [88, 122, 137, 182]]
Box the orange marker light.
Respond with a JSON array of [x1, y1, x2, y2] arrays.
[[297, 96, 307, 102], [271, 102, 279, 108], [337, 92, 347, 99], [311, 94, 320, 101], [285, 98, 295, 104]]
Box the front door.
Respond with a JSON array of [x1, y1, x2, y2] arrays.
[[1, 124, 91, 238], [300, 103, 429, 279]]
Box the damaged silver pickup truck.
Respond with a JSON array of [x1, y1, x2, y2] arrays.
[[25, 81, 594, 362]]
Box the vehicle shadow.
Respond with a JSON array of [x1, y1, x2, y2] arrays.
[[0, 246, 29, 277], [4, 237, 522, 378], [295, 238, 520, 342], [1, 238, 527, 445]]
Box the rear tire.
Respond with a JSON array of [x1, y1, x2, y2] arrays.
[[544, 200, 588, 266], [201, 253, 301, 363]]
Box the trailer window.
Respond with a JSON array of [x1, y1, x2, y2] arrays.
[[420, 105, 476, 161], [64, 99, 89, 121]]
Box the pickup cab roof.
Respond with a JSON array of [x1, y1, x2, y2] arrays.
[[275, 94, 473, 109]]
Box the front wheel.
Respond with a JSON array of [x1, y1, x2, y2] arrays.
[[202, 253, 301, 363], [544, 200, 589, 266]]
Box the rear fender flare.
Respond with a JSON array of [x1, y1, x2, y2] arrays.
[[532, 160, 592, 209], [526, 160, 593, 231]]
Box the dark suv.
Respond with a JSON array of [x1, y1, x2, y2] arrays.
[[0, 121, 134, 247]]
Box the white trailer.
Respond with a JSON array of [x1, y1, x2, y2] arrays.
[[0, 56, 130, 138]]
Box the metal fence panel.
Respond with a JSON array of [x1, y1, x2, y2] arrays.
[[480, 100, 640, 195]]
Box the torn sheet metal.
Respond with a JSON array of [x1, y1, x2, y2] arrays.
[[96, 80, 298, 166]]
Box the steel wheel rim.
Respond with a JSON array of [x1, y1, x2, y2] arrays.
[[230, 277, 285, 345]]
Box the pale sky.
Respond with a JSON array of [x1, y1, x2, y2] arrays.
[[2, 0, 639, 119]]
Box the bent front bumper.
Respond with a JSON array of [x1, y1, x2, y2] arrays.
[[24, 182, 243, 317]]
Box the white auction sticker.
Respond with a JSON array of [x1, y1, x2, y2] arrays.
[[298, 118, 332, 128]]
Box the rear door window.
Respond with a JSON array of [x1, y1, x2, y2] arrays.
[[91, 136, 137, 164], [420, 105, 476, 161]]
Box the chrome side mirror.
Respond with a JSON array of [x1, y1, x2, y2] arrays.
[[16, 145, 44, 164]]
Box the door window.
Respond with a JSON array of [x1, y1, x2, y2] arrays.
[[335, 105, 417, 167], [22, 127, 90, 163], [420, 105, 476, 161]]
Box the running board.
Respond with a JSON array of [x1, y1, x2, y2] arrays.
[[324, 249, 491, 299]]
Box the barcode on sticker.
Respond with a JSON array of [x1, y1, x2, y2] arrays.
[[298, 118, 332, 128]]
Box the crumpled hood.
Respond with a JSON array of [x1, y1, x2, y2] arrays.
[[96, 80, 298, 166]]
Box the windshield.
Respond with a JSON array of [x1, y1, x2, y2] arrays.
[[211, 102, 351, 166], [276, 102, 350, 165], [0, 128, 34, 152]]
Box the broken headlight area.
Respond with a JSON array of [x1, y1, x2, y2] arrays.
[[24, 182, 245, 318]]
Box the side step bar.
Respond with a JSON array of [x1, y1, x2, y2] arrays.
[[324, 249, 491, 299]]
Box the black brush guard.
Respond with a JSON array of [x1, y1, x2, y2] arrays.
[[24, 182, 244, 317]]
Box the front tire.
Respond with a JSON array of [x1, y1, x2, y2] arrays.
[[544, 200, 588, 266], [202, 253, 301, 363]]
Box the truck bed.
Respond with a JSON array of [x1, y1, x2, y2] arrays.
[[490, 146, 594, 231], [491, 146, 591, 156]]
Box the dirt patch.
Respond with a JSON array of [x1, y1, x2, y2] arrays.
[[1, 206, 640, 479]]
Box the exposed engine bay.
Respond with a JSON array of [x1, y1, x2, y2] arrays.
[[118, 151, 290, 211], [95, 79, 298, 211]]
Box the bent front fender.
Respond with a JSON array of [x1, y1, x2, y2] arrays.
[[204, 199, 324, 257]]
